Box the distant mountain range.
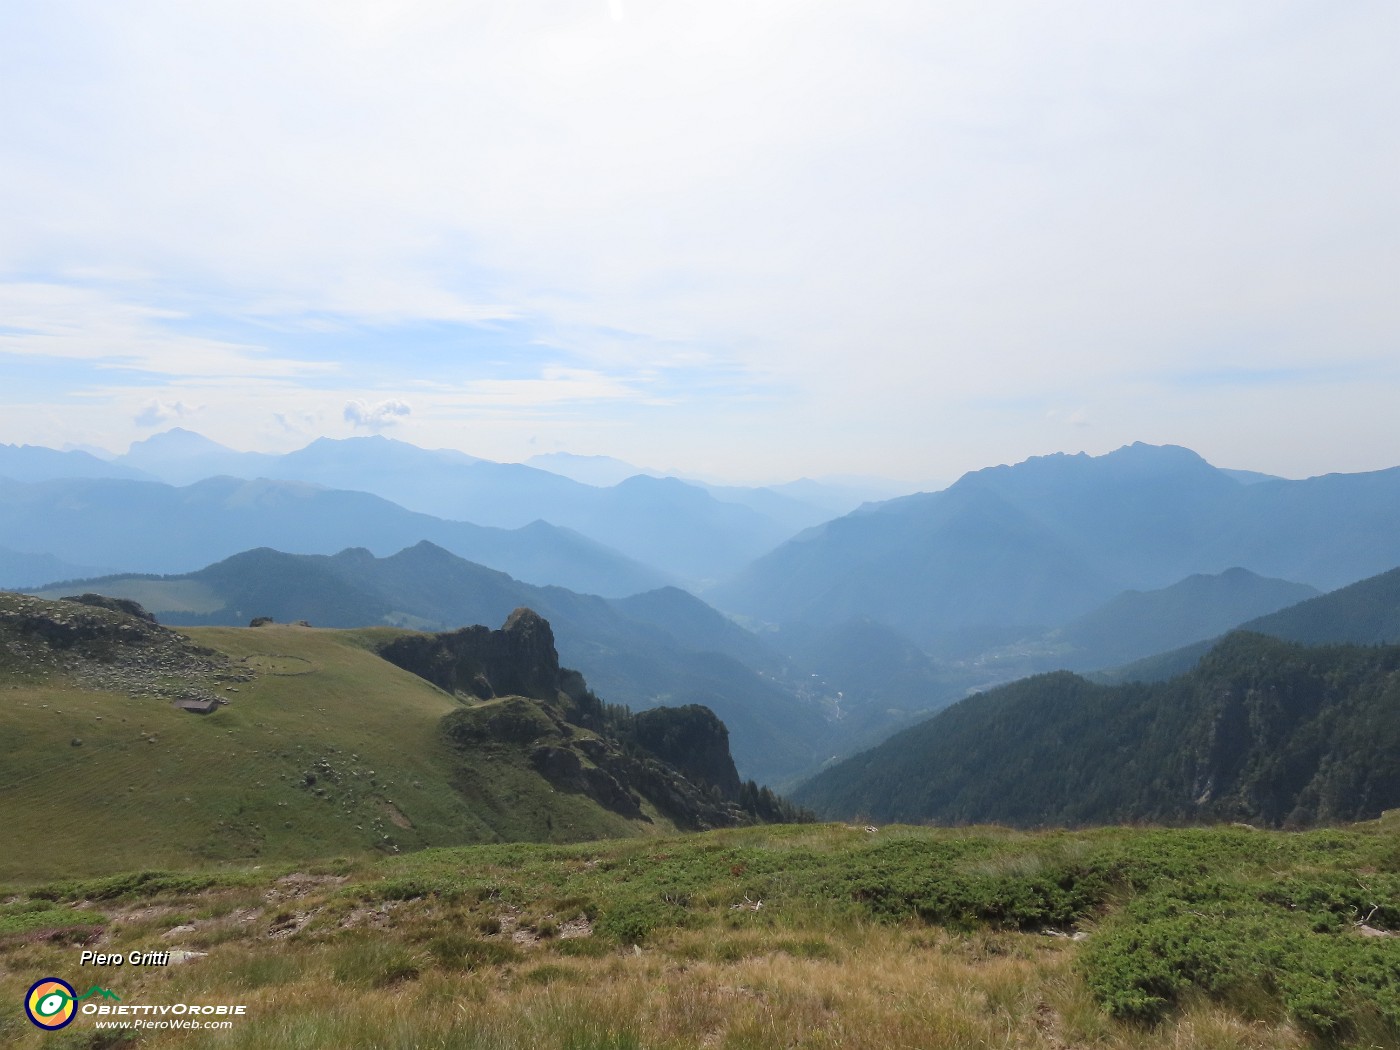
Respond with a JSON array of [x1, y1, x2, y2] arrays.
[[10, 432, 1400, 793], [0, 443, 152, 483], [3, 430, 854, 586], [717, 443, 1400, 649], [1052, 567, 1318, 668], [0, 544, 114, 590], [0, 475, 664, 597], [1099, 564, 1400, 684], [957, 567, 1321, 684], [12, 434, 1399, 633]]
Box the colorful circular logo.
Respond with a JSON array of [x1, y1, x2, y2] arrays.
[[25, 978, 77, 1030]]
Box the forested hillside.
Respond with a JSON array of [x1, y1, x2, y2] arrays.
[[796, 632, 1400, 827]]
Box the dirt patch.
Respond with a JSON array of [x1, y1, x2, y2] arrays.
[[491, 908, 592, 947], [226, 907, 261, 926], [490, 905, 533, 946], [383, 802, 413, 829], [267, 911, 314, 939], [107, 903, 181, 924], [1032, 1000, 1072, 1049], [0, 925, 103, 949], [339, 900, 405, 931], [264, 872, 347, 905]]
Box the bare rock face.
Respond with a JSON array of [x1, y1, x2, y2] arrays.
[[630, 705, 742, 802], [378, 607, 565, 702], [529, 745, 644, 819], [391, 607, 751, 831], [493, 608, 563, 700]]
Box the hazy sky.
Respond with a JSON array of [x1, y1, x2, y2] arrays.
[[2, 1, 1397, 485]]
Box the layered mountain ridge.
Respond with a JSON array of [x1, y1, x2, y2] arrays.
[[717, 443, 1400, 649]]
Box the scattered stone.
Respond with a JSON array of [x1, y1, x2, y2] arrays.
[[558, 914, 593, 939], [0, 594, 238, 701]]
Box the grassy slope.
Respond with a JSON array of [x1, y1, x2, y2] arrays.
[[0, 625, 661, 881], [0, 820, 1397, 1049]]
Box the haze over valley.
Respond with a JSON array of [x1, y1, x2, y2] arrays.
[[8, 430, 1400, 794]]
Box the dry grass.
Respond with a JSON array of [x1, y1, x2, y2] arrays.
[[5, 820, 1389, 1048], [0, 911, 1309, 1049]]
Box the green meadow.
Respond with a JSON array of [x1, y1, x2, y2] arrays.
[[0, 623, 664, 882], [2, 821, 1399, 1049]]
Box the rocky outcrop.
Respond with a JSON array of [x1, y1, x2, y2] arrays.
[[5, 592, 167, 653], [629, 705, 741, 802], [379, 607, 577, 703], [408, 608, 752, 831], [61, 592, 159, 624], [0, 592, 238, 699]]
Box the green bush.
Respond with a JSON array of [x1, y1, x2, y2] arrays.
[[595, 897, 686, 944], [1080, 886, 1400, 1036]]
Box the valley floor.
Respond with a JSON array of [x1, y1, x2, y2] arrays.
[[2, 821, 1397, 1049]]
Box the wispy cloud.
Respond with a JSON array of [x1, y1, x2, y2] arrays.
[[0, 283, 338, 380], [344, 398, 412, 429], [0, 2, 1396, 481]]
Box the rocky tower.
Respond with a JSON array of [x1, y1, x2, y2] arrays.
[[378, 606, 571, 702], [379, 607, 754, 828]]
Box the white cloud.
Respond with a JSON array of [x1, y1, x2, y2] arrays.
[[134, 398, 196, 427], [344, 398, 412, 429]]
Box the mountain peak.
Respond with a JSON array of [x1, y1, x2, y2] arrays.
[[957, 442, 1226, 495], [126, 428, 234, 457], [1107, 441, 1212, 465], [292, 434, 481, 466]]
